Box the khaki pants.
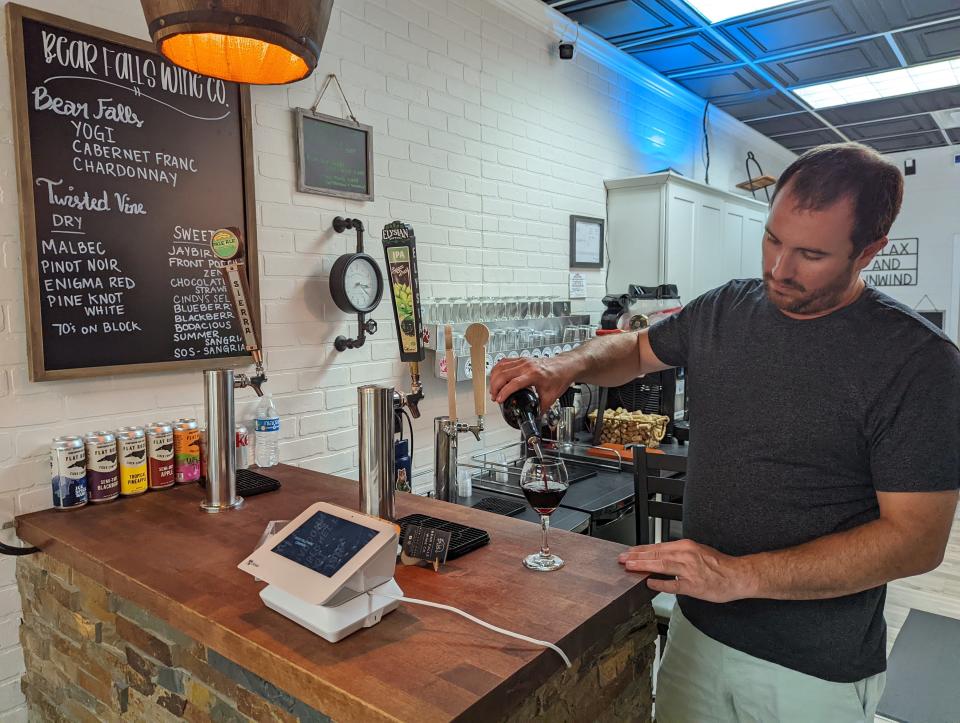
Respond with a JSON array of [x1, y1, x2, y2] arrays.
[[656, 605, 885, 723]]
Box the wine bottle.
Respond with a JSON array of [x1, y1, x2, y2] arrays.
[[500, 388, 544, 458]]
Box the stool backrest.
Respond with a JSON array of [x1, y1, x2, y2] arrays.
[[633, 446, 687, 546]]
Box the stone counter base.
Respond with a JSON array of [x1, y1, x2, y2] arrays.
[[16, 554, 655, 722]]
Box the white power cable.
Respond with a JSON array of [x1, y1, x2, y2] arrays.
[[374, 592, 572, 668]]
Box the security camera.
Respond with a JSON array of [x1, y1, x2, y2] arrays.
[[558, 41, 575, 60]]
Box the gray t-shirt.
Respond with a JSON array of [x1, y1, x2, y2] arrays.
[[648, 279, 960, 682]]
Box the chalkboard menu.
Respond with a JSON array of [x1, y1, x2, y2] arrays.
[[7, 4, 259, 381], [296, 109, 374, 201]]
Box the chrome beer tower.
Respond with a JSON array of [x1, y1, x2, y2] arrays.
[[202, 228, 268, 513]]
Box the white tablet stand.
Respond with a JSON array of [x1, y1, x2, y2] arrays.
[[239, 502, 404, 643]]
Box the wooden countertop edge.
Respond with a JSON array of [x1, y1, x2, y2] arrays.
[[18, 522, 655, 722], [16, 469, 660, 723], [16, 523, 409, 723]]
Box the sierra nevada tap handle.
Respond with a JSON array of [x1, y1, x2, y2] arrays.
[[465, 323, 489, 420], [210, 228, 263, 368]]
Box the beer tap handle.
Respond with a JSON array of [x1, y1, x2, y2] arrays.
[[211, 228, 268, 397], [445, 324, 457, 422], [465, 323, 489, 423]]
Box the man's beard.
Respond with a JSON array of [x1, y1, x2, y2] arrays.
[[763, 262, 856, 315]]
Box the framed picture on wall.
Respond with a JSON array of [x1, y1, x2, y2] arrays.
[[569, 215, 604, 268]]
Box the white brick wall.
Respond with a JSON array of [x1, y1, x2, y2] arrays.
[[0, 0, 797, 716]]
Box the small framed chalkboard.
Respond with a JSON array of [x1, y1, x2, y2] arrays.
[[296, 109, 374, 202], [569, 215, 604, 269]]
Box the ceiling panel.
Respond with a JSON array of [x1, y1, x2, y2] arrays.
[[564, 0, 695, 45], [762, 37, 900, 86], [625, 32, 738, 75], [851, 0, 960, 28], [894, 19, 960, 64], [543, 0, 960, 156], [864, 130, 947, 152], [840, 114, 939, 140], [772, 128, 846, 149], [712, 89, 802, 120], [819, 86, 960, 125], [675, 66, 772, 99], [747, 112, 827, 135], [718, 1, 879, 59]]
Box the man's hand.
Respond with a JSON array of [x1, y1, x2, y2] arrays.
[[618, 539, 755, 603], [489, 356, 576, 410]]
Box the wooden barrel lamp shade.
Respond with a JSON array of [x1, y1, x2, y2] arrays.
[[141, 0, 334, 85]]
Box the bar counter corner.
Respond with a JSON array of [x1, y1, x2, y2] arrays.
[[14, 464, 656, 722]]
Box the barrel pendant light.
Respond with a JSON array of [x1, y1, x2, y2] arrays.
[[141, 0, 333, 85]]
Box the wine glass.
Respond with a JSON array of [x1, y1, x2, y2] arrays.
[[519, 458, 569, 572]]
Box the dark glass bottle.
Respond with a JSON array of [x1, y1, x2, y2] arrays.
[[500, 388, 543, 453]]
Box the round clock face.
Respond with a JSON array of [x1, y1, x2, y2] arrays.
[[330, 253, 384, 314], [344, 256, 380, 311]]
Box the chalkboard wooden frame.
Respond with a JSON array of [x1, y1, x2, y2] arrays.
[[7, 3, 261, 382], [295, 109, 374, 201]]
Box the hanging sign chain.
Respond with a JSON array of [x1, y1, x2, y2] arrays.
[[914, 294, 937, 311], [312, 73, 358, 124]]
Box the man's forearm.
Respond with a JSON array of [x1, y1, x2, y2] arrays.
[[558, 331, 646, 388], [739, 518, 943, 600]]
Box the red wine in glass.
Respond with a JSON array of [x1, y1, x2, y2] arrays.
[[521, 480, 567, 514]]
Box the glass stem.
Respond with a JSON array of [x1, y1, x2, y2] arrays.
[[540, 514, 551, 558]]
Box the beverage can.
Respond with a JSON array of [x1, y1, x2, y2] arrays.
[[116, 427, 148, 496], [173, 419, 201, 484], [198, 427, 207, 485], [145, 423, 175, 490], [50, 436, 87, 510], [84, 431, 118, 503], [235, 424, 249, 470]]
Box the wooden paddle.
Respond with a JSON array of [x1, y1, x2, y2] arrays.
[[444, 324, 457, 421], [465, 323, 490, 420]]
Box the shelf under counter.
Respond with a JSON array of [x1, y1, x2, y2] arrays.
[[15, 464, 656, 722]]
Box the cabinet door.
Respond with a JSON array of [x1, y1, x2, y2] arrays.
[[691, 199, 724, 298], [741, 211, 766, 278], [665, 189, 695, 301], [606, 185, 663, 293], [723, 210, 745, 282]]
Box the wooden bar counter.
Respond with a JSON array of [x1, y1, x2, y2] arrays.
[[14, 465, 656, 722]]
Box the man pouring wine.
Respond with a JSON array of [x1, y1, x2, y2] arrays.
[[489, 143, 960, 722]]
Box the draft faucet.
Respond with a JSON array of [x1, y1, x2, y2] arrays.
[[433, 323, 489, 501]]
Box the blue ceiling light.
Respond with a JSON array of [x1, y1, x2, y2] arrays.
[[683, 0, 800, 24]]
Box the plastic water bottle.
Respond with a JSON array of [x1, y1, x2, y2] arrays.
[[254, 395, 280, 468]]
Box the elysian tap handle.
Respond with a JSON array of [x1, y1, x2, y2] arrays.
[[382, 221, 426, 417]]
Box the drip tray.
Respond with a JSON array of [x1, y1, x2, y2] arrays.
[[397, 514, 490, 560]]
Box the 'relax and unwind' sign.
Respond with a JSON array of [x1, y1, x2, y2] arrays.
[[861, 238, 918, 288]]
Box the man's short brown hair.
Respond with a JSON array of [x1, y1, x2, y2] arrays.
[[772, 142, 904, 257]]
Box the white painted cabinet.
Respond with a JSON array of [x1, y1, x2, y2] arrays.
[[604, 172, 769, 301]]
